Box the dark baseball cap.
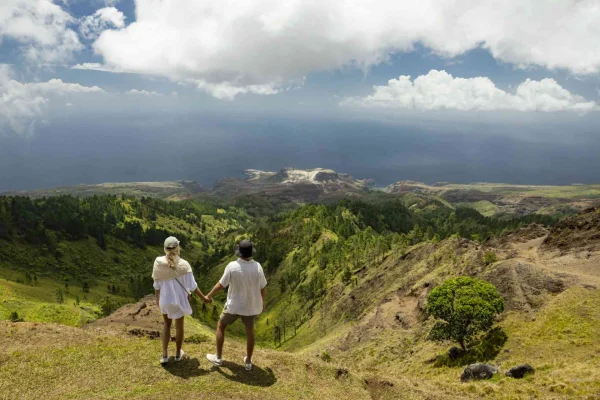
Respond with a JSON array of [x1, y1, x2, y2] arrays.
[[235, 240, 254, 258]]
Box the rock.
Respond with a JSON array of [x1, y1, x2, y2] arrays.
[[460, 363, 498, 382], [505, 364, 535, 379], [448, 347, 461, 360], [395, 312, 404, 323], [335, 368, 349, 379]]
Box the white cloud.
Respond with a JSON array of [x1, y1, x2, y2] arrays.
[[71, 62, 124, 73], [192, 80, 280, 100], [79, 6, 125, 40], [0, 65, 104, 135], [0, 0, 82, 64], [126, 89, 162, 96], [341, 70, 598, 113], [88, 0, 600, 99]]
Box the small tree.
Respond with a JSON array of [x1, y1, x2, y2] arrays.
[[483, 251, 498, 266], [101, 296, 117, 316], [201, 302, 207, 319], [211, 305, 219, 320], [9, 311, 22, 322], [56, 288, 64, 304], [82, 282, 90, 293], [426, 276, 504, 352], [342, 266, 352, 285]]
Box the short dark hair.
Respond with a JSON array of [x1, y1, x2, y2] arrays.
[[236, 240, 254, 258]]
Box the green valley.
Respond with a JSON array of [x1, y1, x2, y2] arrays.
[[2, 177, 600, 399]]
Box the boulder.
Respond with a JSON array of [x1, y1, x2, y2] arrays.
[[505, 364, 535, 379], [448, 346, 461, 360], [460, 363, 498, 382]]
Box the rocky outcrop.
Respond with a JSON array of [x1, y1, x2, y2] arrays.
[[505, 364, 535, 379], [460, 363, 498, 382]]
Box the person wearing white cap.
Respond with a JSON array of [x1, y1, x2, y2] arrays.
[[152, 236, 210, 365]]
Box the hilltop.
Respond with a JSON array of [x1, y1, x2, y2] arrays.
[[2, 180, 206, 200], [386, 180, 600, 217], [211, 168, 374, 203]]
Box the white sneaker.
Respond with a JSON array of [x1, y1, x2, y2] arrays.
[[175, 350, 185, 361], [206, 353, 222, 367], [160, 356, 169, 365], [244, 356, 252, 371]]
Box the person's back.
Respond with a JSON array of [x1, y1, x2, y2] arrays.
[[221, 258, 266, 316], [205, 240, 267, 371]]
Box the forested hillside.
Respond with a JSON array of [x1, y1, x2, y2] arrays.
[[195, 198, 558, 344], [0, 195, 248, 324]]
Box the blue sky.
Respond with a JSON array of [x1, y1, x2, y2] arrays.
[[1, 0, 600, 191]]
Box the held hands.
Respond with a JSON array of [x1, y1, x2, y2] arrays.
[[202, 295, 213, 304]]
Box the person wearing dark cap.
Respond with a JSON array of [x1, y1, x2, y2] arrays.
[[205, 240, 267, 371]]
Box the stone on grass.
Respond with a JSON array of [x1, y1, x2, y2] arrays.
[[460, 363, 498, 382], [505, 364, 535, 379]]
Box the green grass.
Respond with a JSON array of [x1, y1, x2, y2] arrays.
[[456, 200, 500, 217], [0, 322, 371, 400]]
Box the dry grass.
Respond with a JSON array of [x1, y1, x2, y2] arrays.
[[0, 321, 370, 400]]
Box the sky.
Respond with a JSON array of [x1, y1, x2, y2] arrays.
[[1, 0, 600, 191]]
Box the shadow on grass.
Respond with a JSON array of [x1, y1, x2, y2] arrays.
[[163, 358, 211, 379], [213, 360, 277, 387], [433, 327, 508, 368]]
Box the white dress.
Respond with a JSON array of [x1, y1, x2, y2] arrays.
[[153, 272, 198, 319]]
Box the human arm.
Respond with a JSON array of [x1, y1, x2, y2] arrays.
[[206, 282, 224, 302], [153, 280, 161, 306], [193, 287, 211, 303], [206, 265, 230, 301]]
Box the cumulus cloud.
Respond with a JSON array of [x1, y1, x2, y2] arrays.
[[0, 0, 82, 64], [0, 65, 104, 135], [88, 0, 600, 99], [341, 70, 598, 112], [192, 80, 280, 100], [125, 89, 162, 96], [79, 7, 125, 40], [71, 62, 124, 73]]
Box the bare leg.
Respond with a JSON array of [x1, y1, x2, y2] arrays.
[[175, 317, 184, 357], [161, 314, 172, 358], [245, 323, 255, 363], [216, 320, 227, 359]]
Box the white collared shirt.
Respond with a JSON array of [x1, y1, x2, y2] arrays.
[[219, 258, 267, 316]]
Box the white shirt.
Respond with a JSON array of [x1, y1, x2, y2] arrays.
[[153, 272, 198, 319], [220, 258, 267, 316]]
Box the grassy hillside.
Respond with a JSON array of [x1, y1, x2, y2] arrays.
[[0, 321, 370, 400], [1, 285, 599, 399], [0, 195, 247, 326]]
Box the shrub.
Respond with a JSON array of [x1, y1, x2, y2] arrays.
[[321, 351, 332, 362], [342, 266, 352, 285], [183, 333, 210, 344], [483, 251, 498, 266], [9, 311, 23, 322], [426, 276, 504, 351]]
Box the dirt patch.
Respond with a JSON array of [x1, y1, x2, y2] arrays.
[[364, 378, 395, 400], [482, 260, 575, 311], [542, 207, 600, 253], [84, 295, 166, 337]]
